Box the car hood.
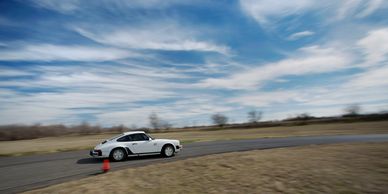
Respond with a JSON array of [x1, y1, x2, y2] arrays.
[[94, 139, 113, 149]]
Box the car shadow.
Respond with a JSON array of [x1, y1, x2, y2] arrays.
[[128, 154, 163, 160], [77, 158, 103, 164], [77, 154, 164, 164]]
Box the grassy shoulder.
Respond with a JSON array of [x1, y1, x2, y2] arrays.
[[25, 142, 388, 194], [1, 120, 388, 156]]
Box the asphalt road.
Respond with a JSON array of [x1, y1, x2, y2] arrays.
[[1, 134, 388, 193]]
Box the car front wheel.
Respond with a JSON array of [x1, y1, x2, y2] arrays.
[[110, 148, 126, 162], [162, 145, 175, 157]]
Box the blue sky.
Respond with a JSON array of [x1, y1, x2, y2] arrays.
[[1, 0, 388, 127]]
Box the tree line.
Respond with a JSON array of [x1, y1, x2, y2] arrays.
[[1, 104, 381, 141], [149, 104, 365, 129]]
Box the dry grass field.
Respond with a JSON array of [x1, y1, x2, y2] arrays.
[[25, 142, 388, 194], [1, 120, 388, 156]]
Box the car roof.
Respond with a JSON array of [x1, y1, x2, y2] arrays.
[[123, 131, 146, 135]]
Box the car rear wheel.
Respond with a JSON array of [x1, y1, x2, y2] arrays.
[[110, 148, 126, 162], [162, 145, 175, 157]]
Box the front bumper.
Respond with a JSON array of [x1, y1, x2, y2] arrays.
[[89, 149, 102, 157]]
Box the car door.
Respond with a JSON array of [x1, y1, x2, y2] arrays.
[[128, 133, 158, 154]]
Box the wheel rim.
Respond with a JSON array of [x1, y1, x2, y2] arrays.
[[113, 149, 124, 160], [165, 146, 174, 156]]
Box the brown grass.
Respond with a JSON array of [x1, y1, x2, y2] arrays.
[[25, 142, 388, 194], [1, 120, 388, 156]]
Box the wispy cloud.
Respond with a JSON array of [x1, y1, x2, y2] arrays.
[[73, 22, 230, 54], [228, 69, 388, 118], [239, 0, 316, 26], [28, 0, 194, 13], [357, 0, 384, 18], [287, 31, 315, 40], [0, 63, 184, 125], [239, 0, 388, 27], [0, 67, 33, 77], [0, 44, 137, 61], [344, 65, 388, 89], [197, 45, 353, 90], [337, 0, 386, 19], [357, 27, 388, 66]]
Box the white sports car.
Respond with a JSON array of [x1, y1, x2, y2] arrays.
[[90, 131, 182, 161]]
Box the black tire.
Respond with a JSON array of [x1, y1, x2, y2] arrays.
[[161, 144, 175, 157], [109, 148, 127, 162]]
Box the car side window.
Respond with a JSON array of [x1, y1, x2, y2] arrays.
[[130, 133, 149, 141], [116, 135, 132, 142], [140, 134, 150, 140]]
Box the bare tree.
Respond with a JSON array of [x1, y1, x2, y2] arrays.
[[149, 113, 172, 130], [211, 113, 228, 127], [343, 104, 361, 117], [149, 113, 161, 130], [284, 113, 315, 121], [248, 110, 262, 123], [160, 121, 173, 130], [79, 121, 94, 134]]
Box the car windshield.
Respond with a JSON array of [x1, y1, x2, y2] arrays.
[[109, 134, 124, 141], [146, 134, 154, 140]]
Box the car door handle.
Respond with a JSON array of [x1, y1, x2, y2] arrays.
[[132, 143, 137, 145]]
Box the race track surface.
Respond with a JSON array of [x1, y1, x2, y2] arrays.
[[1, 134, 388, 193]]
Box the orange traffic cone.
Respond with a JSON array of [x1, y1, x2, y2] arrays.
[[102, 159, 110, 173]]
